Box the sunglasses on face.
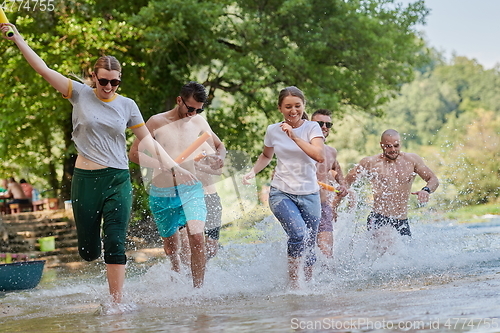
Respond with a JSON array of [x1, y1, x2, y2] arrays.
[[181, 97, 204, 114], [96, 77, 121, 87], [316, 121, 333, 128], [381, 144, 400, 148]]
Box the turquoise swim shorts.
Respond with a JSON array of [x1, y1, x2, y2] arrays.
[[149, 182, 206, 238]]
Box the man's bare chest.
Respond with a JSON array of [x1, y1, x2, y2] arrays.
[[370, 162, 416, 185], [153, 124, 202, 155]]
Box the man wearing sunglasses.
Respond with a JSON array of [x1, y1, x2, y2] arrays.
[[129, 82, 224, 288], [311, 109, 348, 259], [345, 129, 439, 244]]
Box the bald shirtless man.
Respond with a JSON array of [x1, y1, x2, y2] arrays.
[[345, 129, 439, 237]]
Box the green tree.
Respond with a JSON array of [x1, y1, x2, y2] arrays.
[[131, 0, 429, 150], [0, 0, 429, 207], [381, 72, 460, 146], [438, 109, 500, 205], [0, 3, 140, 198], [331, 54, 500, 208]]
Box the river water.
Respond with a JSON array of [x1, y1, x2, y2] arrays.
[[1, 209, 500, 332]]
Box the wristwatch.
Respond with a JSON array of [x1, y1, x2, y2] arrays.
[[421, 186, 431, 194]]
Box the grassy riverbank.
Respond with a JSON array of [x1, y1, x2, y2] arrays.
[[219, 202, 500, 246], [445, 203, 500, 223], [219, 205, 272, 244]]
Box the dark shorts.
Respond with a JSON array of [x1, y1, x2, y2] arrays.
[[204, 193, 222, 240], [318, 201, 334, 233], [367, 212, 411, 237], [71, 167, 133, 265]]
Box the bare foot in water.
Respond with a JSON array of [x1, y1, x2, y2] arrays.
[[96, 302, 138, 315]]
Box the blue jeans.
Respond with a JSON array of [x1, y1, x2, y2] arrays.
[[268, 187, 321, 266]]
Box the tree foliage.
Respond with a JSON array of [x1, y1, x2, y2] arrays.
[[331, 54, 500, 207], [439, 109, 500, 205], [0, 0, 428, 203]]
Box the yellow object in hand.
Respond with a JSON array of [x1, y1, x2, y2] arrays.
[[0, 8, 14, 37], [318, 181, 339, 193]]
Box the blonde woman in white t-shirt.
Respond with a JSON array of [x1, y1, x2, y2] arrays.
[[243, 86, 325, 289]]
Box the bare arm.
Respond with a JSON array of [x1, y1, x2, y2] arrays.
[[333, 160, 345, 185], [242, 146, 274, 184], [332, 160, 348, 197], [129, 118, 162, 169], [131, 125, 177, 169], [2, 24, 69, 95], [345, 164, 362, 188], [211, 131, 227, 160], [202, 131, 226, 174], [129, 136, 161, 170], [411, 154, 439, 203], [414, 156, 439, 193], [293, 136, 325, 163], [345, 156, 373, 188]]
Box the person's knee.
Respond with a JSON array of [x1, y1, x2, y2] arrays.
[[162, 235, 179, 255], [288, 227, 306, 244], [188, 232, 205, 250], [79, 248, 100, 262]]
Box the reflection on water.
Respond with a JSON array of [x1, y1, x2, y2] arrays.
[[1, 213, 500, 332]]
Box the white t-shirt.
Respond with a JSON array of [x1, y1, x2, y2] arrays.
[[264, 120, 323, 195]]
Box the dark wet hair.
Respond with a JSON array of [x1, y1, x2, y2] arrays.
[[312, 109, 332, 118], [180, 81, 207, 104], [278, 86, 305, 107]]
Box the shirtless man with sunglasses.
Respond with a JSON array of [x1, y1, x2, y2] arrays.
[[311, 109, 348, 258], [345, 129, 439, 238], [129, 81, 224, 288]]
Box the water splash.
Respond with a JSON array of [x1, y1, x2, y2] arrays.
[[2, 199, 500, 331]]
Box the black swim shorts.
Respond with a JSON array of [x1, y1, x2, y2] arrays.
[[367, 212, 411, 237]]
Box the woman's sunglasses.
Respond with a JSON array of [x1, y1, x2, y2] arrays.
[[316, 121, 333, 128], [181, 98, 204, 114], [96, 77, 121, 87]]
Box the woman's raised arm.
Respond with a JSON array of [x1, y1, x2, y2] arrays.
[[1, 23, 69, 95]]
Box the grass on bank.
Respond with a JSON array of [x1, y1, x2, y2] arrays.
[[218, 201, 500, 246], [219, 204, 273, 244], [445, 202, 500, 223]]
